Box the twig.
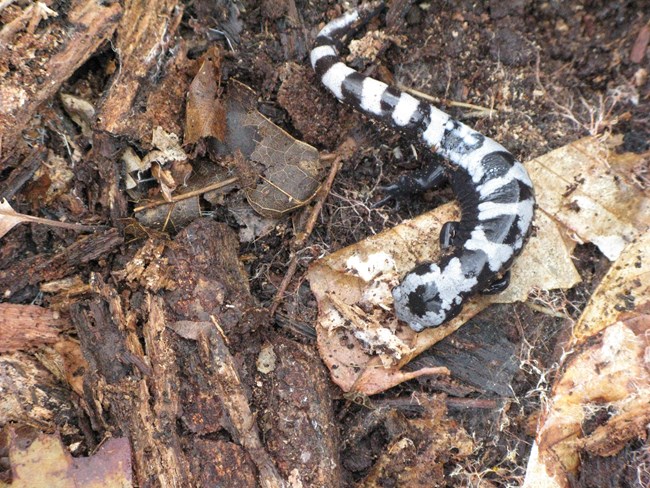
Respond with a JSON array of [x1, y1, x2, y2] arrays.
[[397, 83, 494, 113], [0, 201, 102, 234], [525, 301, 570, 319], [269, 138, 357, 318], [133, 177, 239, 212]]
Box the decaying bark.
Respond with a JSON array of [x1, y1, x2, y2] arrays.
[[0, 303, 67, 353], [0, 228, 123, 300], [68, 219, 292, 486], [258, 336, 342, 486], [0, 0, 122, 162], [97, 0, 185, 145]]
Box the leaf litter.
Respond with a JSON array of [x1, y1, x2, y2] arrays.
[[307, 135, 649, 395]]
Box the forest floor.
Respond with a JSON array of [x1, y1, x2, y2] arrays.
[[1, 0, 649, 486]]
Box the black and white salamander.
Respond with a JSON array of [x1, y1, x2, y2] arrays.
[[310, 2, 535, 331]]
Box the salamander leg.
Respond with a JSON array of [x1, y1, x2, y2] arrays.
[[482, 270, 511, 295], [373, 162, 447, 208], [439, 221, 459, 249]]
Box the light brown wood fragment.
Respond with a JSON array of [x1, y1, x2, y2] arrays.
[[0, 0, 122, 156], [98, 0, 184, 141], [0, 303, 66, 352], [138, 295, 192, 486]]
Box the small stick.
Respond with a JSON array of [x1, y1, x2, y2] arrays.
[[133, 177, 239, 212], [397, 84, 494, 113], [269, 138, 357, 318]]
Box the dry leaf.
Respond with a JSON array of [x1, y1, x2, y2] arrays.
[[183, 47, 226, 144], [523, 232, 650, 488], [214, 80, 324, 217], [141, 127, 189, 198], [60, 93, 95, 137], [311, 137, 650, 394], [121, 147, 149, 190], [5, 430, 132, 488], [0, 198, 24, 238], [308, 136, 649, 395], [308, 203, 579, 394], [0, 198, 99, 238], [527, 135, 650, 260]]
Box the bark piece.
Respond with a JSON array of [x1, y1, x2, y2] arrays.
[[0, 304, 67, 353], [71, 290, 192, 488], [71, 220, 278, 486], [97, 0, 185, 144], [0, 228, 123, 299], [0, 352, 79, 433], [188, 439, 257, 488], [0, 148, 45, 200], [408, 317, 519, 397], [184, 47, 226, 145], [195, 321, 286, 488], [0, 0, 122, 160], [257, 337, 341, 487], [159, 219, 261, 336], [91, 132, 129, 226]]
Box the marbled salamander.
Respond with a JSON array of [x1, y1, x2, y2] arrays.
[[310, 2, 535, 331]]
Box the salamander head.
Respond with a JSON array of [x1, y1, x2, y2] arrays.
[[392, 258, 478, 332]]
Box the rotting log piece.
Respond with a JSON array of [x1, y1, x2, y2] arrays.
[[70, 219, 293, 487], [0, 0, 122, 164]]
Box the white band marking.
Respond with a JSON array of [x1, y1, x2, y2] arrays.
[[392, 93, 420, 126], [321, 62, 356, 100], [464, 227, 514, 272], [310, 45, 337, 69], [359, 76, 388, 115]]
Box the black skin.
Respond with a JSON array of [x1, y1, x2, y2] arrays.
[[376, 164, 512, 294], [439, 220, 511, 293], [373, 162, 447, 208]]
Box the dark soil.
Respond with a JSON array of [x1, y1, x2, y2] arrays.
[[1, 0, 648, 486]]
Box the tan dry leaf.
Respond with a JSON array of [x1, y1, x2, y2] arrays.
[[523, 232, 650, 488], [183, 47, 226, 145], [308, 136, 649, 395], [0, 198, 98, 238], [0, 198, 24, 238], [221, 80, 323, 217], [60, 93, 95, 137], [308, 199, 579, 395], [6, 430, 132, 488], [141, 127, 189, 198], [573, 232, 650, 343], [527, 135, 650, 260], [121, 147, 148, 190]]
